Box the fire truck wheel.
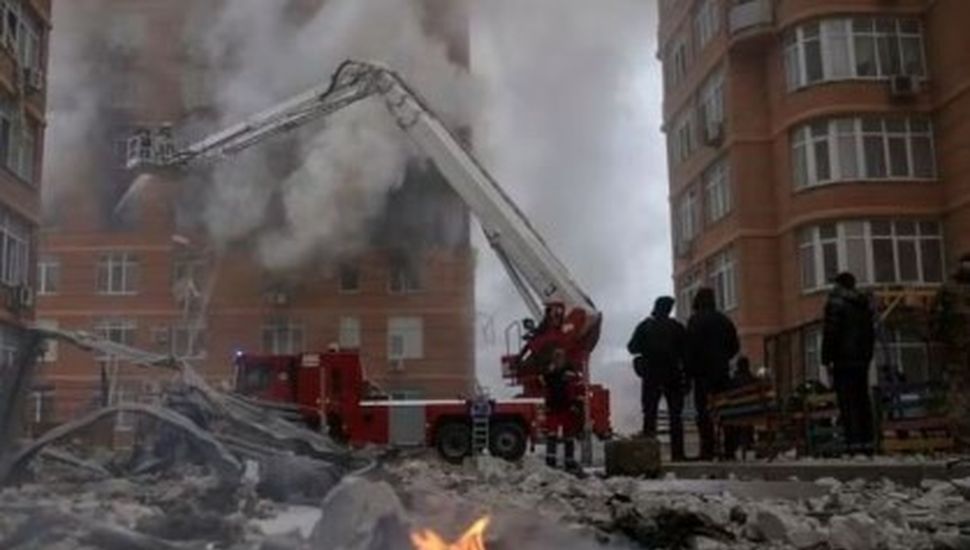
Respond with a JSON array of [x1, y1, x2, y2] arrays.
[[488, 422, 527, 461], [435, 422, 471, 463]]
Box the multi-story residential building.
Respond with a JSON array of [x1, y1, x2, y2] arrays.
[[659, 0, 970, 386], [36, 0, 474, 426], [0, 0, 50, 427]]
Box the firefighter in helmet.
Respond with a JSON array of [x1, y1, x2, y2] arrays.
[[542, 347, 584, 474]]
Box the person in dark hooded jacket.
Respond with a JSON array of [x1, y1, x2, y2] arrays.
[[686, 287, 740, 460], [822, 271, 876, 452], [627, 296, 687, 461]]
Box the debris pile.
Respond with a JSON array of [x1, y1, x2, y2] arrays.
[[389, 456, 970, 550]]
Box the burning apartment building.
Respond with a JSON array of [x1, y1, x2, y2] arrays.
[[35, 0, 475, 430]]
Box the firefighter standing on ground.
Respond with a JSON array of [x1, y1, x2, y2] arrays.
[[822, 271, 877, 453], [627, 296, 687, 461], [542, 347, 583, 472], [686, 287, 740, 461]]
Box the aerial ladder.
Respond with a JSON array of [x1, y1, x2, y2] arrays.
[[127, 60, 604, 460]]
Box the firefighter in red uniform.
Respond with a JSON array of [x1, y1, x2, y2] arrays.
[[542, 347, 584, 473]]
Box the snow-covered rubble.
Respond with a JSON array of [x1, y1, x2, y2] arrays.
[[2, 450, 969, 549], [388, 456, 970, 550]]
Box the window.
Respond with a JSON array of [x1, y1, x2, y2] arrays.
[[35, 319, 57, 362], [0, 322, 20, 368], [172, 257, 206, 312], [675, 186, 700, 246], [876, 329, 930, 384], [338, 264, 360, 293], [339, 316, 361, 349], [172, 321, 206, 359], [262, 319, 304, 354], [667, 36, 690, 88], [703, 158, 731, 223], [803, 327, 828, 386], [38, 256, 59, 295], [799, 219, 944, 291], [698, 68, 725, 143], [0, 98, 39, 184], [671, 108, 697, 164], [678, 270, 703, 321], [784, 17, 926, 90], [96, 253, 139, 295], [388, 317, 423, 360], [694, 0, 721, 50], [389, 257, 423, 294], [0, 207, 29, 286], [791, 116, 935, 188], [93, 318, 137, 361], [707, 248, 737, 311], [30, 388, 53, 424]]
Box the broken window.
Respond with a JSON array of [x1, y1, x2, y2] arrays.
[[96, 252, 139, 295], [35, 319, 57, 362], [388, 256, 423, 294], [338, 264, 360, 293]]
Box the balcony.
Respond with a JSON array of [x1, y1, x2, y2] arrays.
[[729, 0, 774, 40]]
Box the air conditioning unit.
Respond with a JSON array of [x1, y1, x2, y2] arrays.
[[23, 68, 44, 93], [704, 121, 725, 146], [889, 74, 920, 99], [16, 285, 34, 310]]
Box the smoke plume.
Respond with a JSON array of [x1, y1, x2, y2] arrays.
[[185, 0, 474, 267], [471, 0, 670, 433]]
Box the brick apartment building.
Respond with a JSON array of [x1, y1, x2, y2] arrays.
[[0, 0, 49, 424], [659, 0, 970, 385], [36, 0, 474, 425]]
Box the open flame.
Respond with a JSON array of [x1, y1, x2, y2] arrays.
[[411, 516, 490, 550]]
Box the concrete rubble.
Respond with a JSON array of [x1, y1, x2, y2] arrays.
[[2, 442, 970, 549], [386, 455, 970, 550]]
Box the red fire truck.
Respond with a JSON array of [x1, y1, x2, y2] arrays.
[[231, 349, 611, 462], [130, 60, 614, 462]]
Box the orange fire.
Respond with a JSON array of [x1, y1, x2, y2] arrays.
[[411, 516, 491, 550]]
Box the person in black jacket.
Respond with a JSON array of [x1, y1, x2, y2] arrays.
[[822, 271, 876, 453], [686, 287, 740, 461], [627, 296, 687, 461]]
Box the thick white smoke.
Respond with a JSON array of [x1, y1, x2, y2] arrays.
[[471, 0, 670, 434], [188, 0, 475, 267]]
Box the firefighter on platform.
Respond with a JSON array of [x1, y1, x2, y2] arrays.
[[542, 347, 584, 474]]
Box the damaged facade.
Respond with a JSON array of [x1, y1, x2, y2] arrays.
[[35, 0, 475, 435]]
